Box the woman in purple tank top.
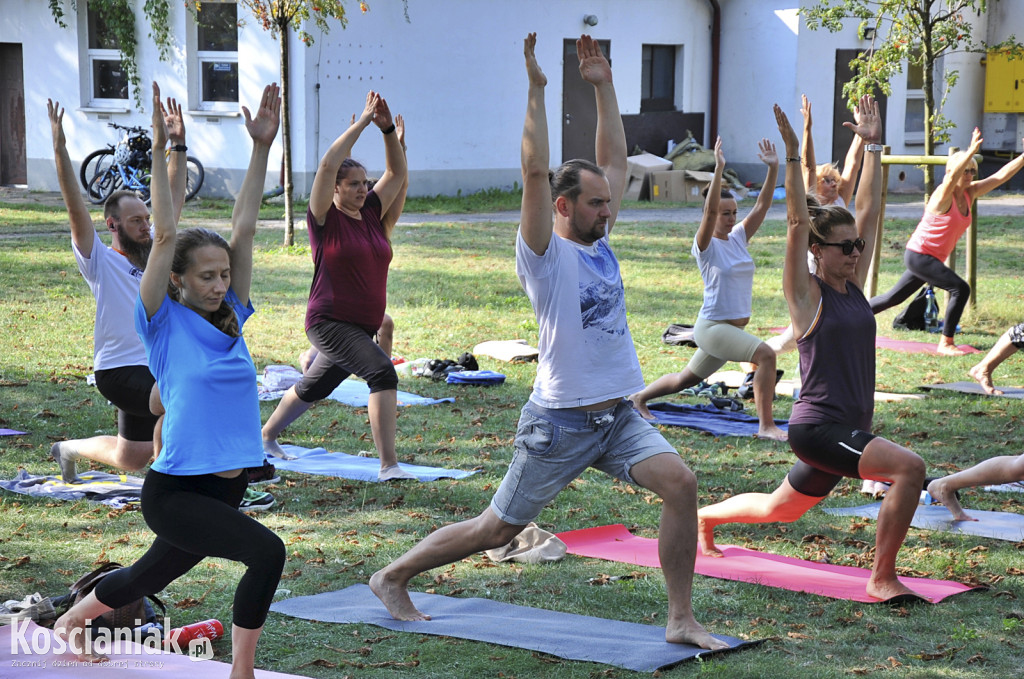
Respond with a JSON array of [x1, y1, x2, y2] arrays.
[[698, 96, 932, 604]]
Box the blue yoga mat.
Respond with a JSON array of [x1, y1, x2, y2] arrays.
[[272, 444, 478, 483], [259, 373, 454, 407], [824, 502, 1024, 542], [270, 584, 758, 672], [446, 369, 506, 385], [646, 402, 788, 437], [0, 469, 142, 508]]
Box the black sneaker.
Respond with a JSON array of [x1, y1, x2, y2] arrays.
[[247, 460, 279, 485]]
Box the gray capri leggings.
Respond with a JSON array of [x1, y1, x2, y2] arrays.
[[294, 320, 399, 402], [687, 317, 764, 379]]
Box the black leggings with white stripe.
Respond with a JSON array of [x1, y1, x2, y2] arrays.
[[786, 422, 877, 497]]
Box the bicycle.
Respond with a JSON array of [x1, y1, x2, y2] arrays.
[[79, 123, 204, 206]]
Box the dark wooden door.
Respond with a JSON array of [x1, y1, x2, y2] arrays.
[[562, 38, 610, 164], [833, 49, 887, 167], [0, 43, 27, 185]]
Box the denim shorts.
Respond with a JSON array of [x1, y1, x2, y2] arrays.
[[490, 399, 677, 525]]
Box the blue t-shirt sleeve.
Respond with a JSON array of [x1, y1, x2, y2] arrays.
[[225, 288, 255, 329], [134, 293, 171, 345]]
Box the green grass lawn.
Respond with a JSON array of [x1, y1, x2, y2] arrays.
[[2, 203, 1024, 678]]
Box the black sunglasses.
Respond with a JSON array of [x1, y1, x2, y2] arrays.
[[820, 238, 866, 255]]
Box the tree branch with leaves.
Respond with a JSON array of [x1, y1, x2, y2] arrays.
[[802, 0, 1023, 193]]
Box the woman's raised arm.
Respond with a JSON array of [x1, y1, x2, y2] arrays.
[[139, 82, 176, 319]]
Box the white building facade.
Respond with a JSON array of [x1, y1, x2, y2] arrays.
[[2, 0, 1022, 198]]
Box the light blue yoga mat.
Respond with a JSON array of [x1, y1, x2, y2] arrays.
[[824, 502, 1024, 542], [0, 469, 142, 508], [258, 371, 454, 407], [647, 402, 788, 437], [272, 444, 477, 483], [270, 584, 758, 672]]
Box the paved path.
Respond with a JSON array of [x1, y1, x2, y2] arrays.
[[397, 194, 1024, 225], [3, 187, 1022, 230]]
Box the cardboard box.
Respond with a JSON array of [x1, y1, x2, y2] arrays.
[[680, 170, 715, 203], [648, 169, 715, 203], [649, 170, 683, 202], [625, 153, 672, 200]]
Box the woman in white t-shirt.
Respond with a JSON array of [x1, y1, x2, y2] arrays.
[[630, 137, 787, 441]]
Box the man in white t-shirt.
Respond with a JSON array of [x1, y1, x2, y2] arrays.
[[46, 98, 188, 482], [370, 34, 726, 652]]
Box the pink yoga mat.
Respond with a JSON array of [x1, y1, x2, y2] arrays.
[[0, 621, 302, 677], [767, 329, 978, 355], [874, 336, 979, 354], [556, 524, 980, 604]]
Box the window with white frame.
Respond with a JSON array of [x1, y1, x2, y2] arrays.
[[641, 44, 679, 112], [904, 58, 925, 145], [86, 6, 129, 104], [191, 1, 238, 109]]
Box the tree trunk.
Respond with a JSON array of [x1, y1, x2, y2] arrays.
[[280, 21, 295, 246], [921, 3, 936, 197]]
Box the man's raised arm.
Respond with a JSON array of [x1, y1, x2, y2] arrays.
[[580, 35, 626, 232], [519, 32, 553, 256], [48, 100, 96, 257]]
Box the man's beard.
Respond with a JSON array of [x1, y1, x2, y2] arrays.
[[117, 225, 152, 270], [570, 212, 606, 244]]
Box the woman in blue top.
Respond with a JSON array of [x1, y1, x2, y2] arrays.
[[55, 82, 286, 677], [630, 136, 786, 440]]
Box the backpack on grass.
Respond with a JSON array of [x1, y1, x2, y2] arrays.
[[50, 562, 166, 633]]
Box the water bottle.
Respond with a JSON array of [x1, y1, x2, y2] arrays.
[[923, 287, 939, 333], [163, 619, 224, 649]]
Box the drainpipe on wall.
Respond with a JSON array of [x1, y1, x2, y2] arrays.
[[707, 0, 720, 144]]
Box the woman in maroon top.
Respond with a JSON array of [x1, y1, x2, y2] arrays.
[[698, 97, 930, 603], [262, 91, 413, 480]]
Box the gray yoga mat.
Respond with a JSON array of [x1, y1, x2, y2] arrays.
[[825, 502, 1024, 541], [270, 584, 758, 672], [919, 381, 1024, 399]]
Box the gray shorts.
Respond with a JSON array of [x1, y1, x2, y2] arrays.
[[489, 399, 677, 525]]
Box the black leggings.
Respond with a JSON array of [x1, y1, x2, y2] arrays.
[[869, 249, 970, 339], [295, 320, 398, 402], [93, 470, 286, 629]]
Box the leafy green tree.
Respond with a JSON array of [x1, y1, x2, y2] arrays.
[[803, 0, 1022, 193], [228, 1, 360, 245]]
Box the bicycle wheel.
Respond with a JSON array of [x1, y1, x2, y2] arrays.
[[128, 167, 152, 205], [185, 156, 204, 201], [86, 166, 121, 205], [80, 149, 118, 202]]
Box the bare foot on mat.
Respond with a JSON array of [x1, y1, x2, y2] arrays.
[[926, 477, 976, 522], [370, 570, 431, 621], [666, 617, 731, 650], [968, 364, 1003, 395], [696, 518, 724, 558]]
